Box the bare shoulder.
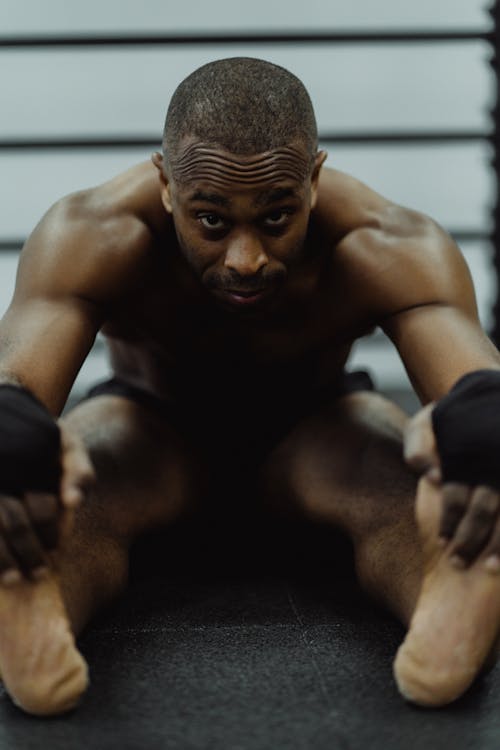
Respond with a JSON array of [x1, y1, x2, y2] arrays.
[[17, 161, 166, 305], [317, 167, 475, 320]]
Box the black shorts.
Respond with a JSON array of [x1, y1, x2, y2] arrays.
[[85, 370, 375, 470], [84, 370, 376, 538]]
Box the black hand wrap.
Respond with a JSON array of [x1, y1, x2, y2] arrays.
[[0, 384, 61, 495], [432, 369, 500, 489]]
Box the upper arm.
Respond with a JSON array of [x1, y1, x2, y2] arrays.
[[0, 298, 99, 416], [0, 198, 149, 414], [361, 215, 500, 403]]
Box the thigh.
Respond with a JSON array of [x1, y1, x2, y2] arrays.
[[259, 390, 418, 533], [61, 394, 206, 542]]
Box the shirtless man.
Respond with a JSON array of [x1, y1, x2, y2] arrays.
[[0, 56, 499, 716]]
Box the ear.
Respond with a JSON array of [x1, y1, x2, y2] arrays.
[[310, 150, 327, 209], [151, 151, 173, 214]]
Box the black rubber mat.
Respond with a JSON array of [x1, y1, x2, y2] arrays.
[[0, 519, 498, 750]]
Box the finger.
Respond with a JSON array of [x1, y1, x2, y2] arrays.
[[0, 530, 22, 584], [59, 425, 95, 508], [24, 492, 60, 550], [439, 483, 471, 541], [0, 496, 47, 574], [448, 486, 500, 565], [404, 403, 440, 474], [482, 516, 500, 572]]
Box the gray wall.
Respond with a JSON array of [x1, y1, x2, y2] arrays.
[[0, 0, 494, 395]]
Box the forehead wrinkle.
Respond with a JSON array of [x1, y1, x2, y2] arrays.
[[171, 142, 311, 185], [176, 161, 305, 183], [181, 172, 304, 191], [178, 142, 307, 165], [178, 152, 302, 173]]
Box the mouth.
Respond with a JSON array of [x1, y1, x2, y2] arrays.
[[223, 289, 267, 306]]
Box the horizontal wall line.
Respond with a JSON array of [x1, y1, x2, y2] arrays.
[[0, 30, 491, 48], [321, 131, 490, 145], [0, 230, 491, 253], [451, 231, 495, 242], [0, 131, 490, 151]]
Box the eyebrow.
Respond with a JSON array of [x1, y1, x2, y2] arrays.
[[188, 186, 300, 208], [189, 190, 231, 207], [253, 187, 299, 206]]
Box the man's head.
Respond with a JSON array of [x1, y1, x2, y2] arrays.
[[153, 57, 326, 313], [163, 57, 318, 170]]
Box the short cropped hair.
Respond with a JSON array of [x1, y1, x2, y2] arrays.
[[163, 57, 318, 169]]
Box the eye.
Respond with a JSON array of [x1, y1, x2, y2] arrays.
[[263, 209, 291, 228], [198, 213, 226, 230]]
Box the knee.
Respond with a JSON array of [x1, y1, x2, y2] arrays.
[[62, 395, 200, 514], [62, 396, 155, 480], [265, 409, 417, 527]]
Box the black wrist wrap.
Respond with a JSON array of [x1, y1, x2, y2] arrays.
[[432, 369, 500, 489], [0, 385, 61, 495]]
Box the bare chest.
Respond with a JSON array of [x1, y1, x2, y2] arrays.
[[103, 271, 374, 397]]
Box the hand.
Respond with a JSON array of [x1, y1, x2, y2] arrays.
[[0, 424, 95, 583], [404, 404, 500, 569]]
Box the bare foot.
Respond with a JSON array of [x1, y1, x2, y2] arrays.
[[393, 477, 500, 706], [0, 571, 88, 716]]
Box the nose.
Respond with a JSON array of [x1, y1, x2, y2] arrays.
[[224, 230, 268, 277]]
